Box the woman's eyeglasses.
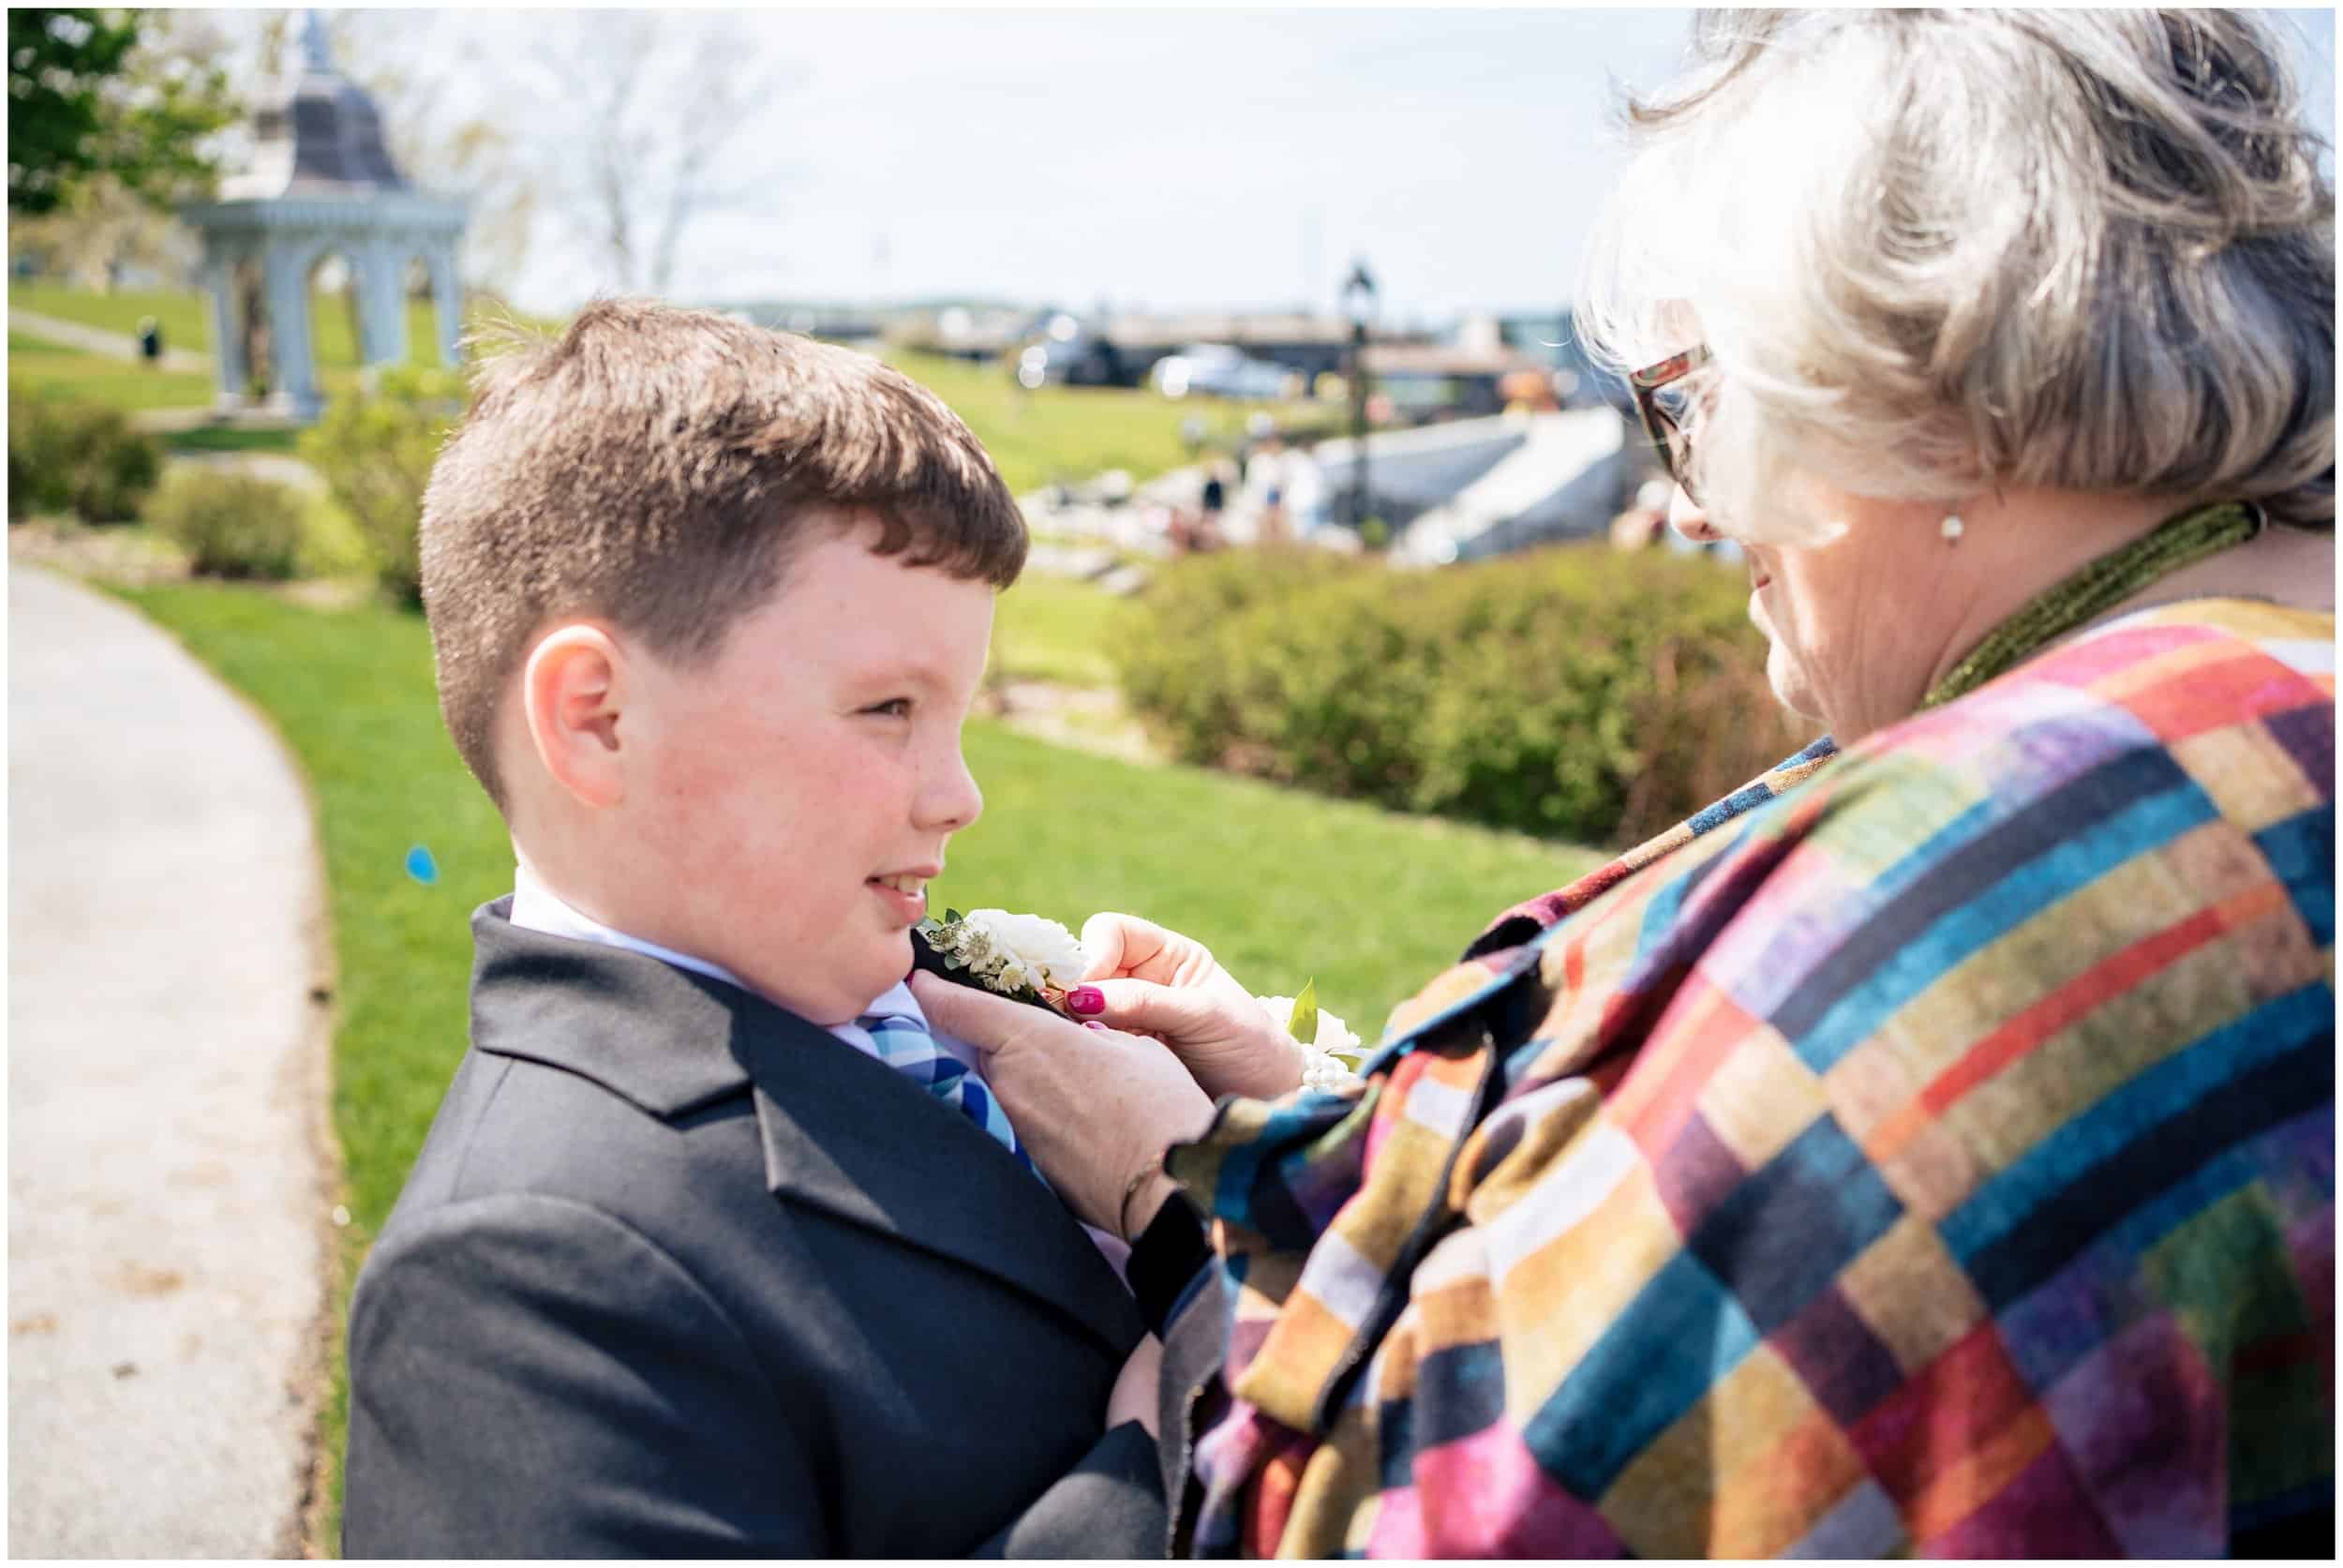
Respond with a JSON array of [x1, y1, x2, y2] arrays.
[[1629, 343, 1711, 501]]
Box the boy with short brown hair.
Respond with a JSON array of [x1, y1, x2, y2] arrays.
[[343, 300, 1164, 1557]]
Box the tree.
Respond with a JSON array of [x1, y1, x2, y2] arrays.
[[193, 10, 793, 303], [7, 8, 235, 215], [511, 13, 793, 295], [321, 9, 538, 301], [7, 172, 196, 289]]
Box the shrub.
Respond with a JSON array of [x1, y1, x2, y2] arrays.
[[7, 389, 163, 523], [299, 365, 464, 607], [7, 400, 30, 523], [1113, 545, 1817, 847], [144, 467, 311, 580]]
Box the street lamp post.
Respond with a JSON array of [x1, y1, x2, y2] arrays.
[[1342, 260, 1377, 533]]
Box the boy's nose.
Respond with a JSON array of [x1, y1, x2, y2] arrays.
[[918, 746, 983, 833]]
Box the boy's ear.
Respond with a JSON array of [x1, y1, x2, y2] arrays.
[[520, 624, 631, 811]]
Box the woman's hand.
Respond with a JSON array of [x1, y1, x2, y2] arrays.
[[909, 972, 1214, 1240], [1067, 914, 1303, 1099]]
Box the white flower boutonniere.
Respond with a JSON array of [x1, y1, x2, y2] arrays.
[[918, 910, 1368, 1096], [916, 907, 1090, 1013], [1254, 979, 1366, 1093]]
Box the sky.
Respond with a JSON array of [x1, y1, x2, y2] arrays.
[[613, 7, 1707, 323], [307, 7, 2337, 325]]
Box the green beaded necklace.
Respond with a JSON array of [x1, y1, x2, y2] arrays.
[[1919, 500, 2266, 710]]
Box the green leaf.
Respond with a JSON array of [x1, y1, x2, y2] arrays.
[[945, 907, 965, 926], [1290, 978, 1319, 1048]]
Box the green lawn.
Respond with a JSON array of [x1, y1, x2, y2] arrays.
[[7, 336, 383, 413], [108, 578, 1600, 1553], [8, 282, 493, 414], [886, 348, 1341, 495], [7, 332, 216, 409], [13, 284, 1338, 491], [159, 424, 304, 455], [991, 572, 1127, 685], [12, 280, 454, 370], [13, 281, 216, 349], [7, 340, 426, 415]]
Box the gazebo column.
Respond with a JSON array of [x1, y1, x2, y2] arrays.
[[355, 239, 409, 372], [203, 256, 248, 411], [263, 238, 321, 421], [427, 243, 462, 366], [179, 203, 466, 422]]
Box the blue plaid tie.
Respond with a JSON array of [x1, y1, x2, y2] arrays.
[[858, 1008, 1039, 1179]]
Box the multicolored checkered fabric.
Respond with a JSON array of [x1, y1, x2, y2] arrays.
[[860, 1008, 1039, 1177], [1165, 599, 2335, 1558]]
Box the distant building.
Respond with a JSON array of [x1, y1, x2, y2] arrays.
[[719, 302, 888, 343], [1494, 309, 1631, 411], [869, 301, 1572, 424], [178, 11, 466, 420], [885, 304, 1050, 362], [1360, 339, 1558, 421], [1094, 313, 1367, 384]]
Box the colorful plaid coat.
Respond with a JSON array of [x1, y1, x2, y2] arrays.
[[1163, 598, 2335, 1558]]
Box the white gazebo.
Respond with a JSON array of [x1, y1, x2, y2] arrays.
[[178, 13, 466, 421]]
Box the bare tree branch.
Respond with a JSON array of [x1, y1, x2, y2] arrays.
[[197, 11, 791, 304], [331, 10, 542, 297], [514, 11, 786, 298]]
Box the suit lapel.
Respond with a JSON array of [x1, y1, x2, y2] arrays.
[[740, 1000, 1142, 1357], [467, 904, 1140, 1356]]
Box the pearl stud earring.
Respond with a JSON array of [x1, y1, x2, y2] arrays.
[[1940, 512, 1965, 543]]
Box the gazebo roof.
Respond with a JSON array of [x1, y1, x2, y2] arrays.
[[217, 13, 410, 201]]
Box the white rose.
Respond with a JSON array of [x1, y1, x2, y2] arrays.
[[1255, 994, 1364, 1065], [958, 909, 1089, 993], [1313, 1011, 1364, 1063]]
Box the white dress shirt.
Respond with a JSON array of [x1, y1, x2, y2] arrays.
[[508, 862, 976, 1067]]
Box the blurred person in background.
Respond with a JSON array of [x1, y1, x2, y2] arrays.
[[1253, 434, 1290, 544], [918, 8, 2335, 1557], [1200, 462, 1229, 534]]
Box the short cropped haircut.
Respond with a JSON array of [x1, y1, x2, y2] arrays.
[[1577, 8, 2336, 544], [420, 298, 1026, 809]]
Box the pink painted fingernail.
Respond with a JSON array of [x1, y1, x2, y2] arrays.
[[1082, 1020, 1108, 1032], [1067, 986, 1105, 1015]]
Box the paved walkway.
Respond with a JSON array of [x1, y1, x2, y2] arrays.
[[8, 563, 333, 1558], [167, 450, 329, 496]]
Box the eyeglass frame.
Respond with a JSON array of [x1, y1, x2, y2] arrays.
[[1628, 342, 1712, 501]]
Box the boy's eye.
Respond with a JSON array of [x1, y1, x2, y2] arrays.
[[861, 698, 913, 719]]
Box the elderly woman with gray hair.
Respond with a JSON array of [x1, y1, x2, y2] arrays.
[[916, 9, 2335, 1557]]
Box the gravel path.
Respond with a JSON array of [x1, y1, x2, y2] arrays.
[[7, 562, 334, 1558]]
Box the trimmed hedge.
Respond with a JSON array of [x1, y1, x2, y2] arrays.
[[1113, 545, 1817, 847], [7, 390, 163, 523], [145, 468, 312, 580]]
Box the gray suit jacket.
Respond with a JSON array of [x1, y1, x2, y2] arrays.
[[343, 903, 1164, 1558]]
